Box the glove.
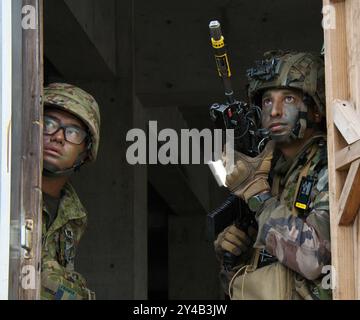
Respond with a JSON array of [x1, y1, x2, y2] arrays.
[[214, 225, 255, 259], [215, 224, 258, 294], [222, 141, 275, 202]]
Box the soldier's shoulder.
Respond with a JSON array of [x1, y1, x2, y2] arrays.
[[61, 183, 88, 221]]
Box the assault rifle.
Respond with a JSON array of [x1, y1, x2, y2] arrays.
[[207, 20, 265, 271]]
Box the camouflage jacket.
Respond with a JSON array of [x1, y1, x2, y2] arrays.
[[218, 134, 331, 299], [41, 183, 94, 300], [253, 134, 331, 299]]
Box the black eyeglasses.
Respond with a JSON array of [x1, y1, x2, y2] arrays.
[[44, 115, 88, 145]]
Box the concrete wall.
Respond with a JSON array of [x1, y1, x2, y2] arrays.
[[70, 81, 148, 299], [145, 106, 225, 298], [64, 0, 116, 74]]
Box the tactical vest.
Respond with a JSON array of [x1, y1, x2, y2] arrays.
[[228, 135, 331, 300]]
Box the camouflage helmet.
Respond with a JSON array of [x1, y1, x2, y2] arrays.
[[247, 50, 326, 117], [44, 83, 101, 162]]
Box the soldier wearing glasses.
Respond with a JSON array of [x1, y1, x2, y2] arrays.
[[41, 83, 100, 300]]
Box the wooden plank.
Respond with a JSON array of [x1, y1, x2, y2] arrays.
[[346, 0, 360, 108], [19, 0, 43, 300], [345, 0, 360, 300], [335, 139, 360, 171], [333, 99, 360, 144], [323, 0, 356, 299], [337, 159, 360, 225], [353, 215, 360, 300], [8, 0, 23, 300]]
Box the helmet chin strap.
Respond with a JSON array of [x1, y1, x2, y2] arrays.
[[43, 150, 88, 178], [289, 95, 317, 141]]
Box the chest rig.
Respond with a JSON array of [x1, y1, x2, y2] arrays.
[[255, 135, 327, 269], [272, 135, 327, 218]]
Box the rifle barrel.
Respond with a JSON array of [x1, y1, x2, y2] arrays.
[[209, 20, 234, 104]]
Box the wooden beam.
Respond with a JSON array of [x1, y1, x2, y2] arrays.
[[19, 0, 43, 300], [323, 0, 356, 299], [345, 0, 360, 300], [335, 139, 360, 171], [333, 99, 360, 145], [8, 0, 23, 300], [337, 159, 360, 225]]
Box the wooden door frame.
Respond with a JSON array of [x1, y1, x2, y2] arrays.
[[323, 0, 360, 299], [8, 0, 43, 300]]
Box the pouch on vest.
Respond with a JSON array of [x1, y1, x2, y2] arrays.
[[58, 225, 76, 270], [41, 260, 96, 300], [229, 260, 294, 300]]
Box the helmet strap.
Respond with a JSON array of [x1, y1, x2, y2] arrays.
[[290, 101, 309, 140], [43, 166, 76, 178], [43, 145, 90, 178]]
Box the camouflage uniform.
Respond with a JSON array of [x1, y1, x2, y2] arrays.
[[219, 135, 331, 300], [216, 51, 331, 299], [41, 83, 100, 300], [41, 183, 95, 300], [256, 134, 330, 298]]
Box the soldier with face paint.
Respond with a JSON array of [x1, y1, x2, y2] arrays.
[[40, 83, 100, 300], [214, 51, 331, 300]]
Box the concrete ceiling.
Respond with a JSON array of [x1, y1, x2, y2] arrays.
[[134, 0, 324, 111], [45, 0, 324, 112]]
